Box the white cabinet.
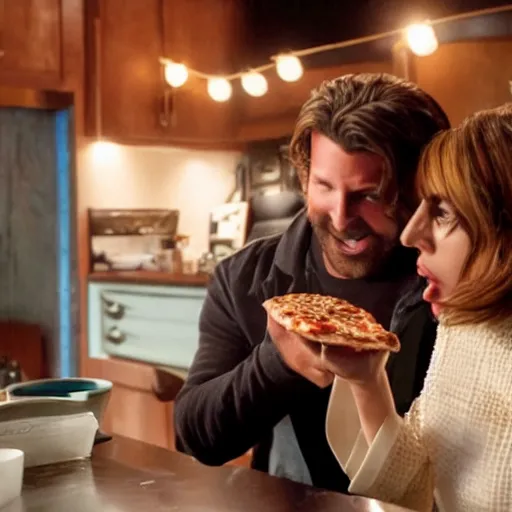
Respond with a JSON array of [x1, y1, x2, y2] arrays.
[[88, 282, 206, 369]]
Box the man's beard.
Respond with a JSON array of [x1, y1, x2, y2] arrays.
[[311, 214, 398, 279]]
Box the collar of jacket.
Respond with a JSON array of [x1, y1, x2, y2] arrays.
[[248, 209, 312, 299]]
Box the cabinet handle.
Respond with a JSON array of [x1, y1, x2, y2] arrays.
[[159, 88, 175, 128], [104, 301, 125, 319], [101, 295, 125, 319], [105, 327, 126, 344]]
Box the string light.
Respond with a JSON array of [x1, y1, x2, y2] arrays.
[[158, 4, 512, 101], [241, 71, 268, 97], [406, 23, 439, 56], [164, 61, 188, 87], [207, 77, 232, 102], [274, 55, 303, 82]]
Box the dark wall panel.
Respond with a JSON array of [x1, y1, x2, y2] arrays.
[[0, 108, 61, 375]]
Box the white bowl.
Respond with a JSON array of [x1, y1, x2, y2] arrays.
[[4, 378, 112, 427], [0, 449, 23, 508]]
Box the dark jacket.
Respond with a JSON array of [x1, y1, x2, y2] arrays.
[[174, 212, 437, 493]]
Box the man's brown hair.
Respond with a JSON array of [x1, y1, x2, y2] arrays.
[[416, 103, 512, 325], [289, 73, 450, 220]]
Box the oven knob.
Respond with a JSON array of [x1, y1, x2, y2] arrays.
[[105, 327, 126, 344]]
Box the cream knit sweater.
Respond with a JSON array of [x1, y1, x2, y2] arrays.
[[326, 320, 512, 512]]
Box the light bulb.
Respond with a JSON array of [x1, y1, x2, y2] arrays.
[[241, 71, 268, 97], [275, 54, 303, 82], [207, 78, 232, 102], [406, 23, 439, 57], [164, 62, 188, 87]]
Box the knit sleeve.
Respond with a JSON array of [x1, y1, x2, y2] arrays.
[[327, 379, 434, 512]]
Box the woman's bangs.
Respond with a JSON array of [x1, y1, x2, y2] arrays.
[[416, 131, 459, 204]]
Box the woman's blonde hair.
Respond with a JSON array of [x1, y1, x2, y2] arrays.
[[417, 102, 512, 325]]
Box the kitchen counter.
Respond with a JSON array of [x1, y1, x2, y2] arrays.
[[14, 435, 413, 512], [89, 270, 210, 287]]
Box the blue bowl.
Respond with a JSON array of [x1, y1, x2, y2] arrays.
[[7, 378, 109, 399]]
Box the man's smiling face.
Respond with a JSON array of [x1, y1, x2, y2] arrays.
[[307, 131, 401, 279]]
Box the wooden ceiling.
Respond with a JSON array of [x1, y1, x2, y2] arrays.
[[241, 0, 512, 69]]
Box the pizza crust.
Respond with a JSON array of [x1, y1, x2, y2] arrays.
[[263, 293, 400, 353], [295, 330, 400, 352]]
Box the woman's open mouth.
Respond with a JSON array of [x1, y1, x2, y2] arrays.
[[418, 263, 442, 316]]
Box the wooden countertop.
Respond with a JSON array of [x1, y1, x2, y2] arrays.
[[89, 270, 210, 287], [16, 435, 413, 512]]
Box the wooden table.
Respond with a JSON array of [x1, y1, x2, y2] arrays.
[[5, 436, 412, 511]]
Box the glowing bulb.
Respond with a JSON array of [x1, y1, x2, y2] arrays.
[[241, 71, 268, 97], [207, 78, 232, 102], [275, 54, 303, 82], [406, 23, 439, 56], [164, 62, 188, 87]]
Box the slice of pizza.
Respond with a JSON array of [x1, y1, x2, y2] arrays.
[[263, 293, 400, 352]]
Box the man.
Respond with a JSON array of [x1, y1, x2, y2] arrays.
[[173, 73, 450, 493]]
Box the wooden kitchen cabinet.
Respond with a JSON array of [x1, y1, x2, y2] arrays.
[[86, 0, 244, 147], [85, 278, 202, 450], [87, 356, 175, 449], [0, 0, 62, 88], [85, 279, 251, 466], [161, 0, 244, 144], [87, 355, 251, 467], [86, 0, 164, 142]]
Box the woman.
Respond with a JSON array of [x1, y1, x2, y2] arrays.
[[323, 103, 512, 512]]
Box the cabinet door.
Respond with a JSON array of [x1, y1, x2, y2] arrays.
[[87, 357, 175, 449], [89, 0, 243, 146], [88, 0, 162, 141], [96, 0, 165, 141], [86, 355, 252, 464], [0, 0, 62, 87], [161, 0, 242, 143]]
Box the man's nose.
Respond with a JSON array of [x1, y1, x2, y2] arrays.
[[330, 195, 350, 232]]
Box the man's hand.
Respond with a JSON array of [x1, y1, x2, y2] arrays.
[[267, 316, 334, 388]]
